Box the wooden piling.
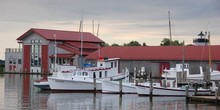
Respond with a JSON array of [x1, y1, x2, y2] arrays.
[[215, 87, 219, 104], [185, 85, 189, 102], [119, 80, 122, 95], [93, 73, 96, 94]]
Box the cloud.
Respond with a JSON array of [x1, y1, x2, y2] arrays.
[[0, 0, 220, 59]]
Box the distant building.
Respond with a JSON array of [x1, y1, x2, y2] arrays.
[[86, 46, 220, 77], [193, 31, 209, 46], [5, 28, 104, 73]]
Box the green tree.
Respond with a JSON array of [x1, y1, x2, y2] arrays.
[[101, 42, 109, 47], [142, 42, 147, 46], [124, 41, 141, 46], [160, 38, 183, 46], [111, 43, 120, 46]]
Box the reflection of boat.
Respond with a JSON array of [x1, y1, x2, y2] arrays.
[[136, 80, 211, 96], [48, 58, 128, 92], [33, 65, 76, 90]]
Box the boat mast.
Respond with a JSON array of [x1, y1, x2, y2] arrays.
[[168, 11, 172, 46], [54, 34, 57, 72], [208, 32, 212, 72], [80, 14, 84, 68], [182, 41, 185, 74], [97, 21, 101, 57]]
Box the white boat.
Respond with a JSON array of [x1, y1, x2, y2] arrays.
[[136, 81, 211, 96], [48, 58, 128, 92], [162, 63, 220, 81], [33, 64, 76, 90], [101, 67, 138, 94], [102, 81, 136, 94]]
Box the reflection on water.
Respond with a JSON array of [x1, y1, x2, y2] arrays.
[[0, 74, 219, 110]]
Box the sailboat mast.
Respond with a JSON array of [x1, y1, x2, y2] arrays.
[[168, 11, 172, 45], [54, 34, 57, 72], [208, 32, 212, 72], [182, 41, 185, 74]]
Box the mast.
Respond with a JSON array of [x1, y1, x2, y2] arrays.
[[97, 21, 101, 57], [54, 34, 57, 72], [168, 11, 172, 46], [182, 41, 185, 74], [208, 32, 212, 72], [80, 10, 84, 68]]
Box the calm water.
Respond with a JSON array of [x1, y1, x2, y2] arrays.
[[0, 74, 219, 110]]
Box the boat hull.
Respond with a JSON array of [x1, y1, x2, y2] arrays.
[[102, 81, 136, 94], [48, 77, 102, 92], [33, 81, 50, 90], [136, 85, 210, 96]]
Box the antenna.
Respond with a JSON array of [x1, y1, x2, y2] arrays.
[[168, 11, 172, 45]]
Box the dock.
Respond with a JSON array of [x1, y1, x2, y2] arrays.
[[188, 96, 220, 104]]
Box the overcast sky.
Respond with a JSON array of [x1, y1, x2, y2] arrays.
[[0, 0, 220, 59]]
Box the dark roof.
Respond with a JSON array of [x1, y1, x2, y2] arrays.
[[17, 28, 104, 43], [86, 45, 220, 61]]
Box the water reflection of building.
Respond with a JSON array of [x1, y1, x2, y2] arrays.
[[5, 28, 103, 73]]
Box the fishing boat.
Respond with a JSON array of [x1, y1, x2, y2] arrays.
[[48, 58, 128, 92], [162, 64, 220, 80], [136, 80, 211, 96], [33, 64, 76, 90]]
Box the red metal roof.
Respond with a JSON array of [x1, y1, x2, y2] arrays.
[[86, 45, 220, 61], [17, 28, 104, 43], [57, 44, 91, 56], [64, 41, 98, 49]]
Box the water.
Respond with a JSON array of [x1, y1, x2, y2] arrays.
[[0, 74, 219, 110]]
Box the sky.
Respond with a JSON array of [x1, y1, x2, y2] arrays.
[[0, 0, 220, 60]]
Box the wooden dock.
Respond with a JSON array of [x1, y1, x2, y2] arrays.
[[188, 95, 220, 104]]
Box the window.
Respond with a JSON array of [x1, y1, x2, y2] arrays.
[[105, 71, 108, 77], [18, 59, 21, 64], [30, 39, 41, 67], [114, 61, 117, 68], [111, 62, 113, 68], [99, 71, 102, 78]]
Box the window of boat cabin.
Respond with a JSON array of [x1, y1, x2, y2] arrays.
[[77, 72, 81, 76], [93, 72, 96, 78], [105, 71, 108, 77], [99, 71, 102, 78], [114, 61, 117, 68], [82, 72, 88, 76]]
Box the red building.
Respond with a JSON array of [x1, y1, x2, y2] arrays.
[[15, 28, 103, 73]]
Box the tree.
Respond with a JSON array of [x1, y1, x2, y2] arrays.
[[160, 38, 183, 46], [123, 41, 141, 46], [142, 42, 147, 46], [111, 43, 120, 46], [101, 42, 109, 47]]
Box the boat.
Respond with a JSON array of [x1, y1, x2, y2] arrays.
[[162, 63, 220, 81], [136, 80, 211, 96], [48, 58, 129, 92], [101, 67, 138, 94], [33, 64, 76, 90]]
